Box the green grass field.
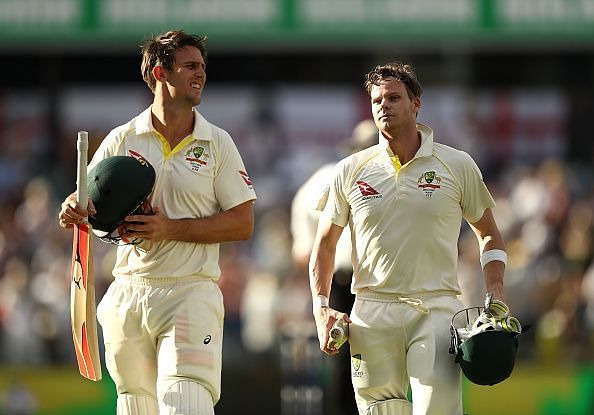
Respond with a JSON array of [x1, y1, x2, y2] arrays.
[[0, 362, 591, 415]]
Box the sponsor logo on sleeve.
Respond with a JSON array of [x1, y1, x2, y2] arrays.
[[356, 180, 382, 200], [239, 170, 253, 187]]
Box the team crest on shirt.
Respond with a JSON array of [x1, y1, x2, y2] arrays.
[[352, 354, 364, 377], [417, 171, 442, 198], [185, 146, 209, 172]]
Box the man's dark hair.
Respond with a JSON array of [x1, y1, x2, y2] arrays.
[[140, 30, 207, 92], [364, 62, 423, 100]]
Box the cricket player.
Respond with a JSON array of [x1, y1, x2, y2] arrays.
[[58, 30, 256, 415], [309, 62, 507, 415]]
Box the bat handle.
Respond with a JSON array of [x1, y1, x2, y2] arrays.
[[76, 131, 89, 211], [327, 318, 349, 350]]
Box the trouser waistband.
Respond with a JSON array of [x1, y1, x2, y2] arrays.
[[114, 274, 214, 286], [355, 289, 458, 313]]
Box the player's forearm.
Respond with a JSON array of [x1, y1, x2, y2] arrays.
[[478, 233, 504, 255], [469, 208, 507, 301], [309, 239, 336, 299], [168, 201, 254, 244], [479, 232, 506, 301], [483, 260, 505, 301]]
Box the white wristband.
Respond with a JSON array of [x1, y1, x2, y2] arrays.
[[480, 249, 508, 270], [313, 295, 329, 309]]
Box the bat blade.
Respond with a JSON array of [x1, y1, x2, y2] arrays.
[[70, 130, 101, 381], [71, 222, 102, 381]]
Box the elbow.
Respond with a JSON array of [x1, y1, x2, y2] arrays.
[[229, 201, 255, 241], [237, 217, 254, 241], [238, 229, 253, 241]]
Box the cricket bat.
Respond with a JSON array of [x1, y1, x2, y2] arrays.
[[70, 131, 102, 381]]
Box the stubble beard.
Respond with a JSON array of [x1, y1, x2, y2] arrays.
[[184, 91, 202, 107]]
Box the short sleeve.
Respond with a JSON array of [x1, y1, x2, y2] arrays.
[[322, 161, 350, 228], [460, 152, 495, 223], [212, 131, 257, 211]]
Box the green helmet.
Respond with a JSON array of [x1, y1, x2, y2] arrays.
[[87, 156, 156, 243], [449, 295, 522, 386]]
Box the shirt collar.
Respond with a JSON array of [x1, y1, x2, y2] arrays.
[[379, 122, 434, 159], [134, 106, 212, 141]]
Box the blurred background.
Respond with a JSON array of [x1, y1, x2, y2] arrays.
[[1, 1, 594, 414]]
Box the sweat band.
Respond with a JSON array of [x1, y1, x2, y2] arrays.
[[313, 295, 329, 309], [480, 249, 508, 270]]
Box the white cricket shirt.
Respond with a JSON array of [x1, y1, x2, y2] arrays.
[[88, 106, 257, 280], [325, 123, 494, 294]]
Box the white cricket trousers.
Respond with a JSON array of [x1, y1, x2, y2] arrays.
[[97, 275, 224, 414], [349, 291, 464, 415]]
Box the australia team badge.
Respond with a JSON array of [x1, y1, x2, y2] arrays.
[[417, 171, 441, 198]]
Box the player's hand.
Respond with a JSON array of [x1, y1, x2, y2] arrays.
[[490, 290, 506, 304], [313, 306, 351, 355], [123, 207, 170, 242], [58, 192, 96, 228]]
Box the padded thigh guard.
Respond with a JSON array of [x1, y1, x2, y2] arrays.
[[117, 394, 159, 415], [366, 398, 412, 415], [160, 380, 214, 415]]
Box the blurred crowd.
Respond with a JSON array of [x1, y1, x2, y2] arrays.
[[0, 84, 593, 385]]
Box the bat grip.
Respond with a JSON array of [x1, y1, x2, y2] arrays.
[[327, 318, 349, 350], [76, 131, 89, 210], [329, 326, 345, 340]]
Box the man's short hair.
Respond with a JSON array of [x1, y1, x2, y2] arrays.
[[140, 30, 207, 92], [364, 62, 423, 100]]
